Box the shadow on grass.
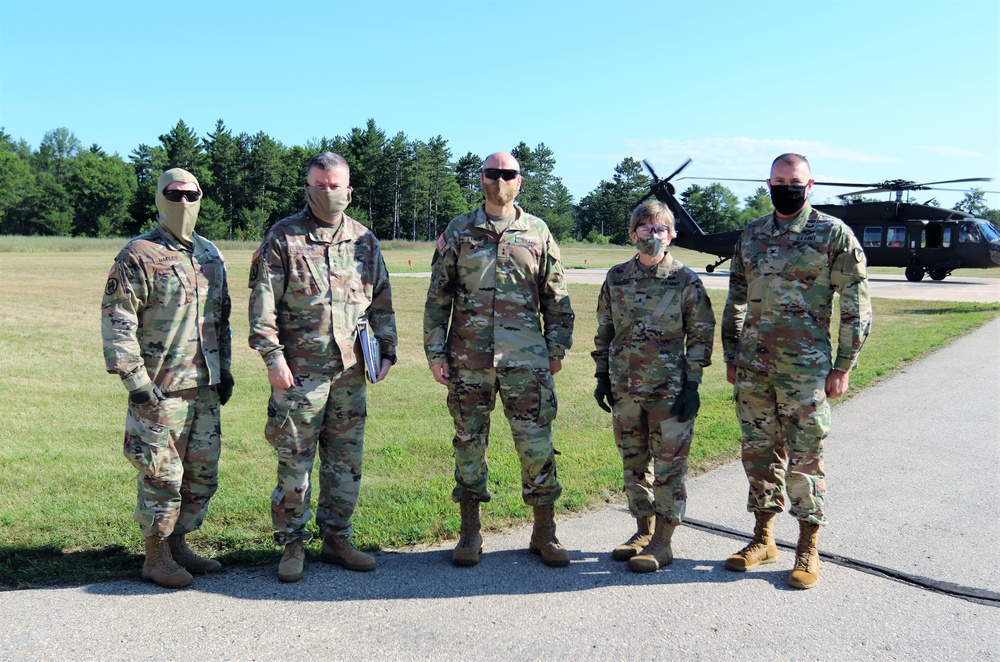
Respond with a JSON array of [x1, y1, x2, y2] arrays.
[[898, 305, 1000, 315]]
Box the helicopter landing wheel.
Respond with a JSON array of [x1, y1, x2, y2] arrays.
[[905, 265, 925, 282], [929, 269, 948, 281], [706, 264, 715, 273]]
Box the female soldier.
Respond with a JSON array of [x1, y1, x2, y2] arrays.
[[592, 200, 715, 572]]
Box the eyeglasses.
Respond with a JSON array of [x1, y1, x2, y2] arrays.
[[162, 189, 202, 202], [635, 225, 671, 237], [482, 168, 520, 182]]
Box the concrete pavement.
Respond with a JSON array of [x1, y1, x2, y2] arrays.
[[1, 320, 998, 660]]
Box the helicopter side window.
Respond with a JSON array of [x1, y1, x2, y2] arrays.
[[863, 227, 881, 248], [941, 227, 952, 248], [886, 226, 905, 248]]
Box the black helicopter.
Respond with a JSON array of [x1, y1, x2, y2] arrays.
[[643, 159, 1000, 282]]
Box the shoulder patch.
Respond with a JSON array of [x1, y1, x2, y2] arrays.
[[436, 234, 446, 252], [104, 262, 122, 297], [248, 244, 264, 286]]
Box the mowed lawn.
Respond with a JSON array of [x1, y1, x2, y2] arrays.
[[1, 241, 998, 588]]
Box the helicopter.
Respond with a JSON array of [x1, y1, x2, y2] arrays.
[[642, 159, 1000, 282]]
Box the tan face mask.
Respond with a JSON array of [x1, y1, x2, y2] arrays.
[[155, 168, 202, 245], [483, 179, 517, 207], [307, 187, 352, 223], [158, 202, 200, 244]]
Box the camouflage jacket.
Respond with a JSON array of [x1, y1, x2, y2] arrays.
[[248, 208, 397, 374], [593, 253, 715, 398], [424, 205, 574, 369], [101, 225, 232, 393], [721, 204, 872, 376]]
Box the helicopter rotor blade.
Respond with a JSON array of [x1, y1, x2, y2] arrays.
[[835, 187, 893, 199], [663, 158, 692, 182], [641, 159, 660, 182], [914, 177, 993, 187], [918, 187, 1000, 194], [678, 176, 763, 183]]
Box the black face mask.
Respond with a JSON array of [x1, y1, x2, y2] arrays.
[[770, 184, 808, 216]]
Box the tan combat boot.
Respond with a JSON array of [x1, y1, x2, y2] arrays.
[[528, 503, 570, 567], [168, 532, 222, 573], [320, 534, 376, 572], [612, 515, 655, 561], [724, 512, 779, 571], [278, 540, 305, 583], [142, 535, 193, 589], [452, 501, 484, 567], [788, 521, 821, 589], [628, 519, 677, 573]]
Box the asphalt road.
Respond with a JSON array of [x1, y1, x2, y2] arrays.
[[561, 268, 1000, 304], [400, 268, 1000, 303], [1, 307, 997, 660]]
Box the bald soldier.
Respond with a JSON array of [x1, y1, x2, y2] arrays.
[[102, 168, 232, 589], [424, 151, 575, 568], [721, 153, 871, 589]]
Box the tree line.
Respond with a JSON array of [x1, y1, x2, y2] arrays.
[[1, 120, 996, 244]]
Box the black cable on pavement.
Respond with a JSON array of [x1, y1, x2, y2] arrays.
[[683, 518, 1000, 608]]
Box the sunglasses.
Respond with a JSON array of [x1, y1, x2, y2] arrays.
[[162, 189, 202, 202], [482, 168, 520, 182]]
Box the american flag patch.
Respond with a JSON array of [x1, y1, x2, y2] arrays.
[[107, 263, 117, 278], [252, 246, 261, 262], [436, 234, 446, 251]]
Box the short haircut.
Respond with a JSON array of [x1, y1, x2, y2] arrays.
[[306, 151, 350, 178], [630, 199, 675, 233], [771, 153, 811, 174]]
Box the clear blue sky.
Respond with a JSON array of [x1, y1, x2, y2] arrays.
[[1, 0, 997, 209]]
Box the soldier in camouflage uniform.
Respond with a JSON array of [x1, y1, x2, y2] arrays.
[[424, 151, 575, 568], [102, 168, 232, 589], [592, 200, 715, 573], [721, 154, 871, 589], [248, 152, 397, 583]]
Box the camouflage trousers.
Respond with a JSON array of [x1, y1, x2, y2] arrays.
[[447, 366, 561, 506], [265, 364, 366, 546], [613, 395, 694, 524], [123, 386, 221, 538], [734, 366, 830, 526]]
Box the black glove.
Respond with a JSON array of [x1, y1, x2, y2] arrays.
[[218, 369, 235, 406], [670, 380, 700, 423], [129, 382, 164, 407], [594, 373, 614, 413]]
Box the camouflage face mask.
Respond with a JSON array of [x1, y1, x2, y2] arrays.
[[635, 235, 666, 258]]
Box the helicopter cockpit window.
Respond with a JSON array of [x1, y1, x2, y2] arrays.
[[979, 222, 1000, 243], [886, 226, 906, 248], [959, 223, 983, 244], [863, 227, 882, 248]]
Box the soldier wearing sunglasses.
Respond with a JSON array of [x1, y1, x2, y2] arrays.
[[101, 168, 232, 589], [424, 151, 575, 568]]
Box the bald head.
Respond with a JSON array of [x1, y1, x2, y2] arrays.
[[483, 152, 520, 171]]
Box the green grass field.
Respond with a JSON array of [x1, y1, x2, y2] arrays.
[[1, 238, 998, 588]]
